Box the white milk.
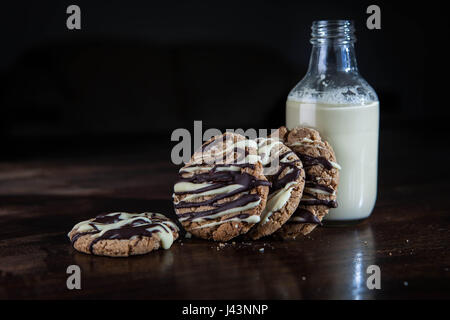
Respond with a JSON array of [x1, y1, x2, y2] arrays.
[[286, 99, 379, 221]]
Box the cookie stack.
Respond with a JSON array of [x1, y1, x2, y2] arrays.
[[174, 127, 340, 242], [67, 126, 340, 257]]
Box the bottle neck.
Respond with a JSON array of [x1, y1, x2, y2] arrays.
[[307, 20, 359, 76], [307, 42, 359, 75]]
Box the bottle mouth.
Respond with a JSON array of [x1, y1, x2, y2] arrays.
[[311, 20, 356, 45]]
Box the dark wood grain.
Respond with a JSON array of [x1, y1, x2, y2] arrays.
[[0, 134, 449, 299]]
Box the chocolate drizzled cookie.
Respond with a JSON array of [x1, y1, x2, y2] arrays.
[[173, 132, 270, 241], [68, 212, 179, 257], [274, 127, 340, 238], [247, 137, 305, 239]]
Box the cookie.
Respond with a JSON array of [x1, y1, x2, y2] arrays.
[[173, 132, 270, 241], [275, 126, 340, 239], [247, 137, 305, 239], [68, 212, 179, 257]]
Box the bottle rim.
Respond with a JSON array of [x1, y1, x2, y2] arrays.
[[311, 20, 356, 45]]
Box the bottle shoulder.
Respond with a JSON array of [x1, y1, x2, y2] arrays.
[[289, 72, 378, 105]]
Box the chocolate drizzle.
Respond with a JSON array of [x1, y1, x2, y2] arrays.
[[91, 213, 122, 224], [69, 213, 177, 253], [267, 151, 301, 192], [288, 208, 322, 225], [199, 135, 253, 163], [301, 193, 338, 208], [285, 150, 339, 226], [298, 153, 334, 170], [175, 168, 270, 222], [175, 194, 260, 221], [183, 163, 255, 172], [296, 152, 337, 208], [70, 230, 98, 245], [87, 222, 168, 253], [177, 194, 262, 221], [305, 182, 335, 194]]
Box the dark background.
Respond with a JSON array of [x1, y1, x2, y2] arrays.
[[0, 0, 448, 159], [1, 1, 449, 300]]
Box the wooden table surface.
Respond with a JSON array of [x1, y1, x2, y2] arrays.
[[1, 131, 449, 299]]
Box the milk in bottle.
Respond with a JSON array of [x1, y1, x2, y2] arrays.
[[287, 20, 379, 221]]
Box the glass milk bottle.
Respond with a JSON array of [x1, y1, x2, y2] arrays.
[[286, 20, 379, 222]]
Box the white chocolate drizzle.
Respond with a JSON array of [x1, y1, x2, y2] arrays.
[[193, 213, 261, 229], [174, 134, 270, 226], [253, 137, 301, 226], [259, 181, 297, 225], [68, 212, 179, 250]]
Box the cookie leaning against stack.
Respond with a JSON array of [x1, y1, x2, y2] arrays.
[[275, 126, 340, 239], [173, 132, 270, 241], [247, 137, 305, 239]]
